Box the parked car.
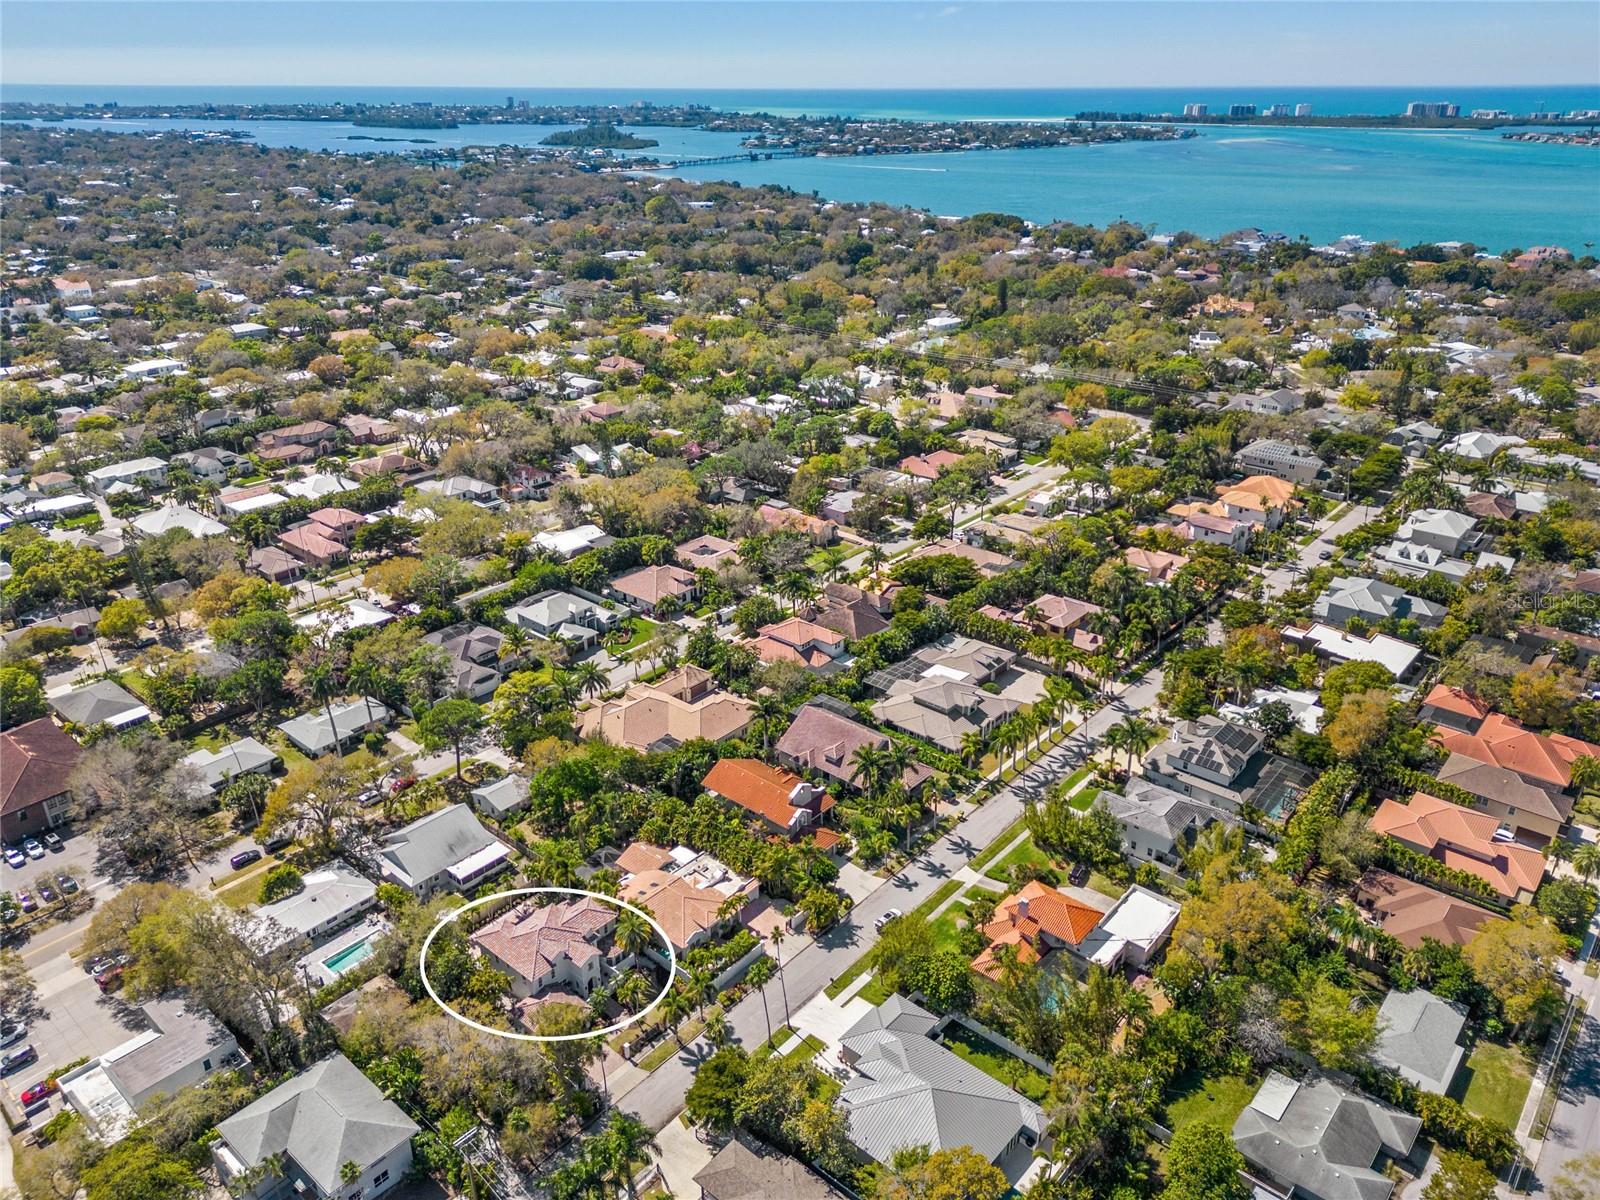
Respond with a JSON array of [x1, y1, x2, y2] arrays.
[[0, 1045, 37, 1075], [42, 832, 63, 851], [1068, 862, 1091, 887], [56, 872, 78, 894], [3, 847, 24, 869], [262, 832, 293, 853], [22, 840, 44, 860], [37, 883, 56, 904], [389, 774, 417, 795], [874, 908, 903, 931], [95, 966, 124, 993], [19, 1079, 56, 1107], [0, 1022, 26, 1048], [229, 849, 262, 871], [18, 893, 36, 913]]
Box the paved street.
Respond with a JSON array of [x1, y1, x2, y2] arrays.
[[616, 666, 1166, 1130]]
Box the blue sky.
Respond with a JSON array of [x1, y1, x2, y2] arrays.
[[3, 1, 1596, 89]]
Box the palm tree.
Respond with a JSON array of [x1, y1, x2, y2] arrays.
[[810, 545, 849, 582], [687, 967, 716, 1022], [572, 659, 608, 699], [499, 625, 530, 665], [661, 988, 692, 1047], [549, 669, 581, 708], [1573, 843, 1600, 882], [959, 729, 987, 772], [851, 744, 888, 800], [1111, 715, 1161, 774], [1547, 836, 1576, 866], [530, 839, 582, 888], [595, 1111, 658, 1200], [1328, 903, 1366, 952], [615, 970, 653, 1013], [755, 691, 788, 753], [615, 910, 653, 958], [864, 543, 887, 577], [704, 1010, 731, 1049], [1570, 755, 1600, 795], [770, 926, 792, 1029], [775, 572, 817, 614], [746, 955, 775, 1044]]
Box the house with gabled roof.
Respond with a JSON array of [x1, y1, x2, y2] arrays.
[[775, 697, 933, 794], [747, 616, 851, 671], [471, 896, 619, 999], [1373, 988, 1466, 1095], [578, 665, 756, 752], [1356, 869, 1505, 949], [1, 717, 81, 841], [702, 758, 838, 848], [971, 880, 1107, 980]]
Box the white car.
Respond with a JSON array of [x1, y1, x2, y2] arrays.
[[22, 840, 45, 860], [874, 909, 903, 932], [3, 847, 24, 869], [0, 1022, 25, 1048]]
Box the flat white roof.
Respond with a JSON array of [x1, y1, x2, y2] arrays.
[[1285, 623, 1421, 678]]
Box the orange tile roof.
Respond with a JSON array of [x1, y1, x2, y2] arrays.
[[972, 880, 1105, 979], [618, 868, 754, 952], [1369, 791, 1545, 899], [703, 758, 835, 832], [1422, 684, 1490, 724], [1435, 713, 1600, 789]]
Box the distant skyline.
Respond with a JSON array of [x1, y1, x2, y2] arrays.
[[3, 1, 1597, 90]]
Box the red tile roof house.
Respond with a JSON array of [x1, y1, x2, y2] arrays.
[[899, 449, 966, 481], [1369, 791, 1546, 904], [1, 718, 82, 842], [307, 507, 365, 545], [608, 564, 699, 615], [1417, 684, 1491, 734], [702, 758, 839, 849], [971, 880, 1106, 980], [470, 896, 621, 1001], [747, 617, 851, 672], [278, 522, 349, 570]]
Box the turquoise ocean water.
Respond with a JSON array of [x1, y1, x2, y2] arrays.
[[4, 86, 1597, 250]]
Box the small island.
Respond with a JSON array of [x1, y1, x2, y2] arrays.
[[541, 122, 659, 149]]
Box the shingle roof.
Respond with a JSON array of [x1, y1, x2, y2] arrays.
[[1356, 869, 1505, 949], [1, 718, 82, 818], [1233, 1072, 1420, 1200], [1374, 989, 1466, 1094], [694, 1134, 851, 1200], [214, 1054, 417, 1195], [379, 803, 501, 886]]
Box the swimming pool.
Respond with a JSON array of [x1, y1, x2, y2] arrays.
[[322, 936, 377, 976]]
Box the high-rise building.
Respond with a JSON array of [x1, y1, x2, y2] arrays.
[[1264, 104, 1290, 118], [1405, 101, 1459, 118], [1295, 104, 1313, 117], [505, 95, 515, 109], [1228, 104, 1257, 118], [1183, 103, 1208, 118]]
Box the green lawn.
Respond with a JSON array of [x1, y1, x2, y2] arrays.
[[857, 975, 893, 1005], [940, 1024, 1050, 1102], [1087, 871, 1125, 900], [1162, 1071, 1260, 1132], [1454, 1041, 1533, 1130], [615, 616, 660, 654], [984, 835, 1051, 883], [969, 817, 1029, 873], [928, 900, 970, 953]]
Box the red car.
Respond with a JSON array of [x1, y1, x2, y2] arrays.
[[95, 966, 124, 992], [19, 1079, 55, 1106]]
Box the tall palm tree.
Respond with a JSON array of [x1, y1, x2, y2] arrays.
[[687, 966, 715, 1022], [1111, 715, 1161, 774], [1573, 842, 1600, 882], [770, 926, 792, 1029], [864, 543, 887, 577], [615, 910, 653, 958], [851, 744, 888, 800], [499, 625, 530, 665], [1546, 837, 1576, 866], [596, 1111, 658, 1200], [549, 669, 581, 708], [755, 691, 788, 753], [746, 955, 775, 1044], [661, 988, 692, 1047], [615, 970, 653, 1013], [572, 659, 608, 700]]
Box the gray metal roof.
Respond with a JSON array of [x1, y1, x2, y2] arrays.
[[378, 803, 500, 886], [183, 737, 279, 790], [253, 860, 376, 940], [838, 995, 1041, 1166], [1373, 990, 1467, 1095], [1233, 1072, 1420, 1200], [215, 1054, 418, 1195]]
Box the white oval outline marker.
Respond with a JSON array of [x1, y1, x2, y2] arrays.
[[419, 886, 678, 1043]]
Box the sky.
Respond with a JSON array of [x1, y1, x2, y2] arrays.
[[2, 1, 1597, 90]]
